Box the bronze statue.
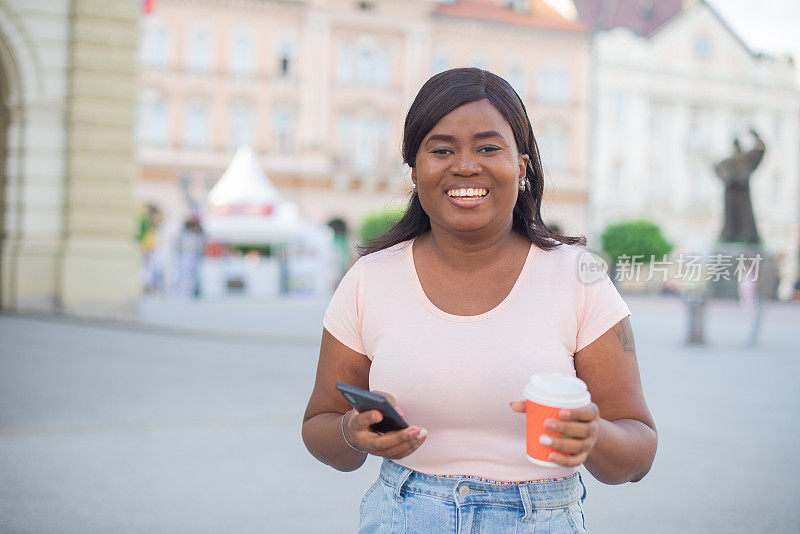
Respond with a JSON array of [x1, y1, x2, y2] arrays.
[[713, 128, 764, 244]]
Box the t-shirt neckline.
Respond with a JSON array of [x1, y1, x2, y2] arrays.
[[406, 236, 537, 322]]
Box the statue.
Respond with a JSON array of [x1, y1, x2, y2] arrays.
[[713, 128, 764, 244]]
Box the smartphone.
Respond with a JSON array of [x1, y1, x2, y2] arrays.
[[336, 382, 409, 433]]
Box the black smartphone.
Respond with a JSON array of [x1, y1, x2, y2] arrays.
[[335, 382, 409, 433]]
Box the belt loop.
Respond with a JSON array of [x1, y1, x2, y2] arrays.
[[577, 471, 587, 503], [518, 483, 533, 522], [392, 461, 413, 502]]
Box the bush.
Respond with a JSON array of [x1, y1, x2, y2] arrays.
[[359, 209, 405, 243], [600, 219, 674, 269]]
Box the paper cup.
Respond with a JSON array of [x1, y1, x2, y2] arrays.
[[524, 373, 591, 467]]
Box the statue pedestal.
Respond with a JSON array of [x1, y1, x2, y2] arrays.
[[707, 242, 775, 300]]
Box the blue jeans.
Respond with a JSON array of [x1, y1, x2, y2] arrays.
[[359, 458, 588, 533]]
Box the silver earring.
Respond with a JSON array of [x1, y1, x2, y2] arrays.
[[519, 179, 526, 191], [411, 182, 417, 192]]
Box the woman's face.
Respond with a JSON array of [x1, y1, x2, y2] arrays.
[[412, 99, 529, 237]]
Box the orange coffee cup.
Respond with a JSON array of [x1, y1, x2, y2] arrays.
[[524, 373, 591, 467]]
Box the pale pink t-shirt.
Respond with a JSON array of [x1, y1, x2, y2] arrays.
[[323, 237, 631, 482]]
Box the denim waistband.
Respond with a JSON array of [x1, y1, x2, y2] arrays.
[[378, 458, 586, 516]]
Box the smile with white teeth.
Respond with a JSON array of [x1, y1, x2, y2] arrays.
[[447, 188, 488, 199]]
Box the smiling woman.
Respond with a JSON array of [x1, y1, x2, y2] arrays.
[[301, 68, 657, 534]]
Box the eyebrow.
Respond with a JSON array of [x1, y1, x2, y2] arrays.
[[424, 130, 506, 146]]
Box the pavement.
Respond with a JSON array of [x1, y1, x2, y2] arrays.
[[1, 294, 799, 533]]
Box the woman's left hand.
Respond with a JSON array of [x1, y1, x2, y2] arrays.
[[508, 400, 601, 467]]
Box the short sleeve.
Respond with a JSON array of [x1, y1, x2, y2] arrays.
[[575, 269, 632, 353], [322, 258, 367, 356]]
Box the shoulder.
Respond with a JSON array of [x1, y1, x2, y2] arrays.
[[357, 239, 413, 269]]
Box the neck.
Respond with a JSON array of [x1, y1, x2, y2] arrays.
[[423, 222, 522, 273]]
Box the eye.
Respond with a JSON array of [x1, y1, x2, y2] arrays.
[[431, 148, 453, 155], [479, 145, 500, 153]]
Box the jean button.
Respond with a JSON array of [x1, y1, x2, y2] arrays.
[[458, 485, 470, 497]]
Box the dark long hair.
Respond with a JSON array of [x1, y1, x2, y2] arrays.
[[357, 67, 586, 257]]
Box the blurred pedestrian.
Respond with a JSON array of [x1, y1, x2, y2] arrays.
[[174, 218, 205, 299]]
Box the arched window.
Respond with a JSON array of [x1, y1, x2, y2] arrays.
[[231, 31, 254, 75], [185, 102, 209, 147], [188, 25, 212, 72], [536, 123, 568, 172], [536, 60, 569, 106], [229, 105, 254, 148]]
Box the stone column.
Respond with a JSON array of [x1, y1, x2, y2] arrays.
[[58, 0, 141, 315]]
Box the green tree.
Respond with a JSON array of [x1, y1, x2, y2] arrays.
[[359, 209, 405, 243], [600, 219, 674, 275]]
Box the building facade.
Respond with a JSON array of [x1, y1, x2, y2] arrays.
[[0, 0, 140, 313], [136, 0, 593, 250], [575, 0, 800, 298]]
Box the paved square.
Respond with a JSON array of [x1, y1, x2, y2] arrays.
[[1, 295, 798, 533]]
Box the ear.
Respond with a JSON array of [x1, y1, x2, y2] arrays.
[[519, 154, 530, 179], [411, 166, 417, 185]]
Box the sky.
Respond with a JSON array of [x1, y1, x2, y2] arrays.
[[705, 0, 800, 61]]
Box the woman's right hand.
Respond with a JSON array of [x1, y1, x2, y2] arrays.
[[343, 390, 428, 460]]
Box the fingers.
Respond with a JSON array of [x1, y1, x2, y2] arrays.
[[370, 390, 405, 417], [379, 428, 428, 459], [371, 390, 397, 406], [547, 450, 587, 467], [366, 426, 428, 459], [557, 403, 599, 422], [508, 400, 526, 413], [540, 403, 600, 467]]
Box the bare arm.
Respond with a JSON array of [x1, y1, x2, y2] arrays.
[[301, 329, 426, 472], [575, 317, 658, 484], [301, 329, 372, 472]]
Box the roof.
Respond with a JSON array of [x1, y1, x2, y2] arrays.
[[572, 0, 758, 56], [435, 0, 588, 33], [572, 0, 683, 37]]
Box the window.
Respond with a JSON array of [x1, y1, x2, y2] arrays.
[[231, 32, 254, 75], [432, 54, 449, 74], [356, 48, 373, 84], [139, 24, 170, 67], [337, 42, 355, 82], [693, 35, 712, 59], [279, 40, 294, 76], [375, 46, 391, 87], [335, 113, 389, 170], [185, 103, 209, 147], [150, 101, 169, 146], [230, 106, 254, 148], [507, 61, 525, 96], [537, 61, 569, 106], [272, 109, 295, 151], [536, 123, 568, 172], [136, 96, 169, 146], [188, 27, 212, 72], [470, 55, 487, 70]]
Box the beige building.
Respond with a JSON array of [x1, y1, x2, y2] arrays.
[[0, 0, 140, 314], [137, 0, 593, 246]]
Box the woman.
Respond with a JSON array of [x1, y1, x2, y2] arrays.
[[302, 68, 657, 533]]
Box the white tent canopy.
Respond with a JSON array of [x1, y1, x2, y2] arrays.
[[202, 147, 304, 244]]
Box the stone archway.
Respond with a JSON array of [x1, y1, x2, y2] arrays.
[[0, 33, 14, 310]]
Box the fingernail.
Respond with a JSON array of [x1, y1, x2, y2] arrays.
[[539, 435, 553, 446], [559, 409, 571, 419], [372, 413, 380, 422], [408, 427, 420, 437], [543, 420, 557, 431], [396, 407, 405, 417], [418, 428, 428, 439]]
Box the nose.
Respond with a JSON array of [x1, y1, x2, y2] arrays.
[[450, 153, 481, 176]]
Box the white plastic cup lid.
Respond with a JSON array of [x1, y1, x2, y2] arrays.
[[523, 373, 591, 408]]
